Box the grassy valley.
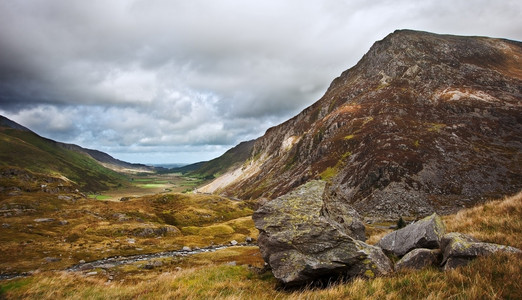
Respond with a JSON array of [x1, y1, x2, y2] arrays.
[[1, 164, 520, 299], [0, 169, 256, 276]]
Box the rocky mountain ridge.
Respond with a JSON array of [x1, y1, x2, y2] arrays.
[[200, 30, 522, 218]]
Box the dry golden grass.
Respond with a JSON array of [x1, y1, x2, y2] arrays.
[[1, 191, 521, 299], [0, 183, 255, 274], [444, 191, 522, 248]]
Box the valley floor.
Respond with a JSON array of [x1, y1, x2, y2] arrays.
[[1, 169, 521, 299]]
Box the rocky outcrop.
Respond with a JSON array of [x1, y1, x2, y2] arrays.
[[376, 213, 445, 257], [377, 227, 520, 271], [201, 30, 522, 219], [440, 232, 521, 270], [253, 181, 392, 286]]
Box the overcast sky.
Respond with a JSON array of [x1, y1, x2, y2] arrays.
[[1, 0, 521, 164]]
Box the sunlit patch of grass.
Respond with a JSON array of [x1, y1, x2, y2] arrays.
[[87, 194, 111, 200], [138, 184, 166, 189], [443, 190, 522, 248]]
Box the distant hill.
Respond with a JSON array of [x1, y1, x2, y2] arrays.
[[172, 140, 255, 179], [198, 30, 522, 218], [0, 115, 134, 192], [56, 142, 154, 174]]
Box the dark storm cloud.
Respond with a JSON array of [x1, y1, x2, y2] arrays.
[[0, 0, 521, 163]]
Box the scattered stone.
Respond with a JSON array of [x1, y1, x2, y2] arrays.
[[44, 257, 61, 262], [79, 260, 86, 264], [230, 240, 238, 246], [58, 220, 69, 225], [2, 223, 10, 228], [441, 232, 521, 270], [226, 261, 237, 266], [57, 195, 72, 201], [253, 180, 392, 286], [34, 218, 55, 223], [98, 264, 116, 269], [113, 213, 130, 221], [143, 260, 163, 269], [133, 226, 178, 237], [126, 238, 136, 244], [86, 271, 98, 276], [395, 248, 441, 271], [245, 236, 253, 243], [182, 246, 191, 251], [376, 213, 445, 257]]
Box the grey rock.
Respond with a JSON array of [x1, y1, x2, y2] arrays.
[[182, 246, 191, 251], [376, 213, 445, 257], [78, 263, 93, 271], [395, 248, 441, 271], [440, 232, 521, 270], [58, 220, 69, 225], [57, 195, 72, 201], [230, 240, 238, 246], [253, 180, 392, 286], [34, 218, 55, 223], [113, 213, 130, 221], [44, 257, 61, 262], [245, 236, 253, 243], [98, 264, 116, 269], [142, 261, 163, 269], [322, 185, 367, 241], [2, 223, 10, 228], [440, 232, 478, 257]]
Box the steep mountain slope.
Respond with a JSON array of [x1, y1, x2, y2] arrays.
[[0, 115, 129, 191], [200, 30, 522, 218]]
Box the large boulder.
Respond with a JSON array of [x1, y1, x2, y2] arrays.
[[395, 248, 441, 272], [253, 180, 392, 286], [440, 232, 521, 270], [376, 213, 445, 257]]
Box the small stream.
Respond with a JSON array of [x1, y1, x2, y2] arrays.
[[0, 243, 251, 281]]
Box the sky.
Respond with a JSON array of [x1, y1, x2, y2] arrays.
[[1, 1, 521, 164]]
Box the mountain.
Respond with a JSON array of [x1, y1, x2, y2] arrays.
[[198, 30, 522, 218], [172, 140, 255, 179], [0, 115, 133, 191], [56, 142, 154, 174]]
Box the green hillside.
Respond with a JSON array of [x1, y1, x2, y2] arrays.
[[0, 127, 128, 192], [173, 140, 255, 179]]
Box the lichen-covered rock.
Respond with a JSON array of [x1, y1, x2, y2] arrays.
[[376, 213, 445, 257], [441, 232, 521, 270], [439, 232, 478, 255], [395, 248, 441, 271], [253, 180, 392, 286]]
